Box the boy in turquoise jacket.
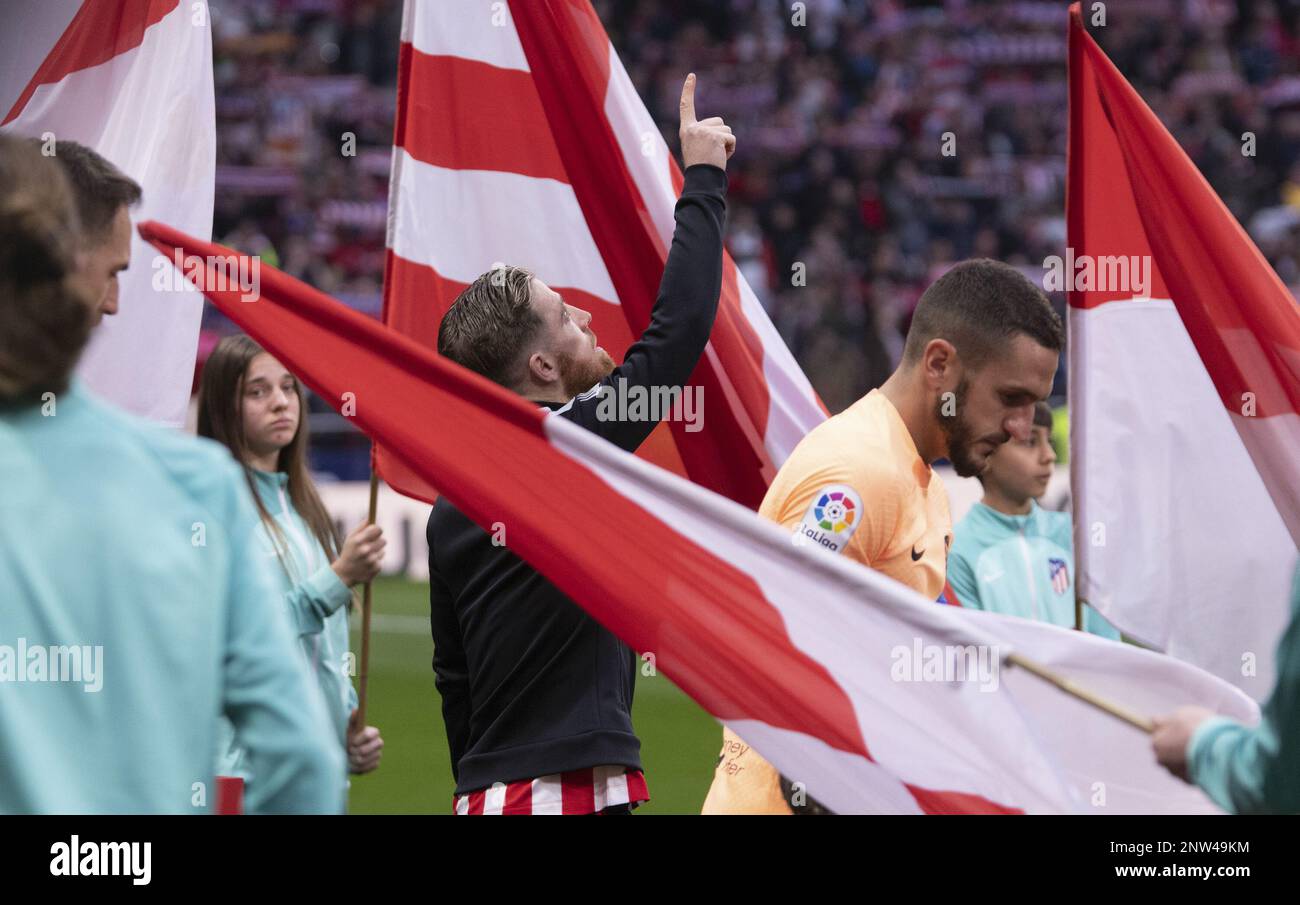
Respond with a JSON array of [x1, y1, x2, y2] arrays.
[[945, 402, 1119, 639]]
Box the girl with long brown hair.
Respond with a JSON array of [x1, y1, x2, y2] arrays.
[[199, 334, 384, 806]]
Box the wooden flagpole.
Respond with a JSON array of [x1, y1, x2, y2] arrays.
[[1004, 651, 1153, 733], [355, 468, 380, 728]]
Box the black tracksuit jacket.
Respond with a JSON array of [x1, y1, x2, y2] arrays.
[[427, 164, 727, 795]]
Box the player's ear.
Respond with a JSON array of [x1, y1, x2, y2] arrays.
[[526, 350, 559, 386], [921, 338, 958, 387]]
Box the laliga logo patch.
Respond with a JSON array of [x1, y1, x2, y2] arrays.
[[793, 485, 862, 553]]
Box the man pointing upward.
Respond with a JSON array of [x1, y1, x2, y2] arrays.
[[428, 74, 734, 815]]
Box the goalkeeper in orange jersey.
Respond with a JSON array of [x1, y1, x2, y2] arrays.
[[702, 259, 1063, 814]]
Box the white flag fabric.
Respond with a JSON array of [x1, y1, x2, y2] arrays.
[[1067, 7, 1299, 697], [144, 219, 1260, 813], [1, 0, 215, 427], [376, 0, 826, 506]]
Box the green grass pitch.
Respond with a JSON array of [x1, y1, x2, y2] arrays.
[[347, 577, 722, 814]]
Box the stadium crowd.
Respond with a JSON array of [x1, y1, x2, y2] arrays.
[[208, 0, 1300, 414]]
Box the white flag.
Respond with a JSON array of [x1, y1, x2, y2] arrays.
[[144, 218, 1261, 814], [1, 0, 215, 426], [1067, 8, 1298, 697]]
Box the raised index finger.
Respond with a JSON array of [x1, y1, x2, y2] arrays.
[[679, 72, 697, 126]]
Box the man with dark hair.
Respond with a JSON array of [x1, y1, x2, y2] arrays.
[[43, 139, 142, 324], [703, 258, 1064, 814], [0, 133, 342, 814], [945, 401, 1119, 638], [898, 258, 1067, 477], [427, 74, 735, 814]]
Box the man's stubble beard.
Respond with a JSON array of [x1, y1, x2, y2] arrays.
[[937, 378, 990, 479]]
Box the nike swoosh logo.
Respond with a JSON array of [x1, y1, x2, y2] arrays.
[[911, 545, 924, 561]]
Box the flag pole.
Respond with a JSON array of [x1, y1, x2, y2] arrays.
[[1004, 652, 1153, 732], [1074, 593, 1084, 631], [355, 468, 379, 728]]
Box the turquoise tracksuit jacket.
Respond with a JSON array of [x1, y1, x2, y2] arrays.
[[1188, 564, 1300, 814], [0, 383, 343, 813], [215, 469, 356, 802], [946, 501, 1120, 639]]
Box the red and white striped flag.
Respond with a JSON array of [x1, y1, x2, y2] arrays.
[[0, 0, 214, 427], [377, 0, 825, 507], [1067, 4, 1300, 697], [141, 219, 1258, 813]]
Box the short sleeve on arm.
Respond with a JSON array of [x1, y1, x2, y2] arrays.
[[771, 457, 904, 569]]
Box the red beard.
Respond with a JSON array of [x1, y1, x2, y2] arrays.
[[557, 347, 616, 398]]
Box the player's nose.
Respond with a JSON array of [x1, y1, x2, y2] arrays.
[[101, 281, 120, 318], [1005, 406, 1033, 442]]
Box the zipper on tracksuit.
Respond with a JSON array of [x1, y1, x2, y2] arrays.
[[276, 484, 316, 576], [1016, 531, 1042, 622], [276, 483, 324, 670]]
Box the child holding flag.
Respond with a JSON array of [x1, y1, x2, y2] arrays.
[[198, 335, 386, 811]]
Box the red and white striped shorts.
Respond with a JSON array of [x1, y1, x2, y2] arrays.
[[453, 765, 649, 815]]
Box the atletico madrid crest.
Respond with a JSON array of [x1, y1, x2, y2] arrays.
[[1048, 558, 1070, 596]]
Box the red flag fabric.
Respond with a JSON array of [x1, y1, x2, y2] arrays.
[[139, 219, 1256, 813], [1067, 3, 1300, 695], [377, 0, 826, 508]]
